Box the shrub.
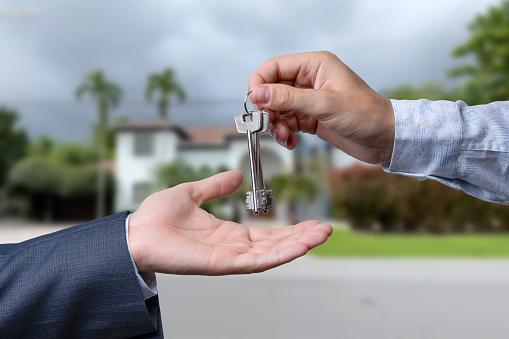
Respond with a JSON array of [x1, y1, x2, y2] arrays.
[[330, 164, 509, 233]]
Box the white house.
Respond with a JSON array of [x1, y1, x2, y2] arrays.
[[114, 120, 297, 220], [114, 120, 361, 222]]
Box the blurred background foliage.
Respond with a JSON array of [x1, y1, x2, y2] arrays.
[[6, 134, 113, 221], [386, 0, 509, 105], [366, 0, 509, 233], [0, 108, 28, 189], [157, 159, 227, 217], [2, 0, 509, 231], [271, 172, 317, 224], [330, 165, 509, 233], [146, 68, 186, 121]]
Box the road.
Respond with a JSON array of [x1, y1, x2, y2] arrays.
[[157, 258, 509, 339], [3, 223, 509, 338]]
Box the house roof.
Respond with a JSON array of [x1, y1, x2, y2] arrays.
[[186, 125, 238, 145], [114, 120, 274, 149], [113, 120, 189, 139]]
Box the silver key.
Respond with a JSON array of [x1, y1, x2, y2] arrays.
[[234, 109, 274, 215], [234, 111, 262, 134]]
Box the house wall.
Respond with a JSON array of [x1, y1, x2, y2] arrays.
[[229, 137, 294, 172], [115, 131, 180, 211], [230, 137, 293, 222], [115, 128, 309, 221], [179, 147, 230, 171]]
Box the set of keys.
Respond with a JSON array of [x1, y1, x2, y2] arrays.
[[234, 91, 275, 215]]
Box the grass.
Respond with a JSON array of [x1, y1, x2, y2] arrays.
[[310, 228, 509, 258]]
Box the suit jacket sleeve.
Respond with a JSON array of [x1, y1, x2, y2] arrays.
[[0, 211, 163, 338]]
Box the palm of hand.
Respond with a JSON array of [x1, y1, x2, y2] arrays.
[[128, 171, 332, 275]]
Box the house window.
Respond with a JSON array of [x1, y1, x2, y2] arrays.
[[134, 132, 154, 156], [133, 182, 152, 205]]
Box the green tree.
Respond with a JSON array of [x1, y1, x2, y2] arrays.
[[384, 81, 452, 101], [9, 140, 112, 221], [9, 157, 60, 221], [448, 0, 509, 105], [157, 159, 224, 214], [91, 116, 130, 159], [146, 68, 185, 120], [330, 165, 509, 233], [28, 135, 55, 157], [76, 70, 122, 218], [0, 107, 28, 188], [158, 159, 197, 188], [270, 172, 317, 223], [54, 143, 98, 166]]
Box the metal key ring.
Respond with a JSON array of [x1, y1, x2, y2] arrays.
[[244, 90, 253, 115]]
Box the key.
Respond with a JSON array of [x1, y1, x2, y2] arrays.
[[251, 111, 274, 213], [234, 109, 275, 215], [233, 110, 262, 134], [235, 110, 262, 213]]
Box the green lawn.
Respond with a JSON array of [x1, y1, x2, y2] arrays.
[[310, 228, 509, 257]]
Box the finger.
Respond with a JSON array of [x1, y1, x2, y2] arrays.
[[275, 222, 333, 242], [266, 113, 296, 150], [248, 220, 322, 242], [270, 119, 290, 147], [227, 223, 332, 274], [250, 84, 331, 119], [269, 119, 298, 150], [241, 223, 333, 268], [247, 52, 323, 90], [182, 170, 243, 206], [281, 112, 319, 135], [251, 225, 332, 255], [276, 224, 333, 250], [233, 242, 309, 274], [256, 223, 331, 251]]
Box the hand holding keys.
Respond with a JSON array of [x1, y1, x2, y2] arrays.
[[234, 91, 275, 215]]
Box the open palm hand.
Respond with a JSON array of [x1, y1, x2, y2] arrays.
[[128, 170, 332, 275]]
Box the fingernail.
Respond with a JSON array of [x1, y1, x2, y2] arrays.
[[255, 86, 271, 104], [283, 139, 288, 148]]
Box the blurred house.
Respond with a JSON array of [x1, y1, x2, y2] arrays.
[[114, 120, 294, 220], [114, 120, 362, 222]]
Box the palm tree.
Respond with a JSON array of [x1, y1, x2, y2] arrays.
[[146, 68, 185, 120], [270, 173, 317, 224], [75, 70, 122, 218]]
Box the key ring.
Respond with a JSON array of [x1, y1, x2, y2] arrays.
[[244, 90, 253, 115]]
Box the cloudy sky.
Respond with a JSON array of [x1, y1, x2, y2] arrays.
[[0, 0, 502, 142]]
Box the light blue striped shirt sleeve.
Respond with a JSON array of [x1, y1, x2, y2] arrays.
[[383, 99, 509, 205]]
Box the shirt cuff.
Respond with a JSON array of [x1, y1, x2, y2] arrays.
[[383, 99, 462, 182], [125, 213, 158, 300]]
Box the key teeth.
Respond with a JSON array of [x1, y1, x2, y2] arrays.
[[246, 191, 253, 211], [246, 190, 275, 215]]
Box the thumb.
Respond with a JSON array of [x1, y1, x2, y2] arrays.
[[250, 84, 330, 117], [183, 170, 243, 206]]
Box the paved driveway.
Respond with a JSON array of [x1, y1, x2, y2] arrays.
[[158, 258, 509, 339]]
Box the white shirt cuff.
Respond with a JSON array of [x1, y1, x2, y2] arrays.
[[125, 213, 158, 300], [383, 99, 462, 181]]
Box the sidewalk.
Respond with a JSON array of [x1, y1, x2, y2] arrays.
[[0, 220, 75, 243]]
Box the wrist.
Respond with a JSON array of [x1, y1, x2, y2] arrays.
[[380, 96, 395, 163], [127, 211, 148, 273]]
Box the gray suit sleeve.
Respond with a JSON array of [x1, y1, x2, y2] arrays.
[[0, 211, 163, 338]]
